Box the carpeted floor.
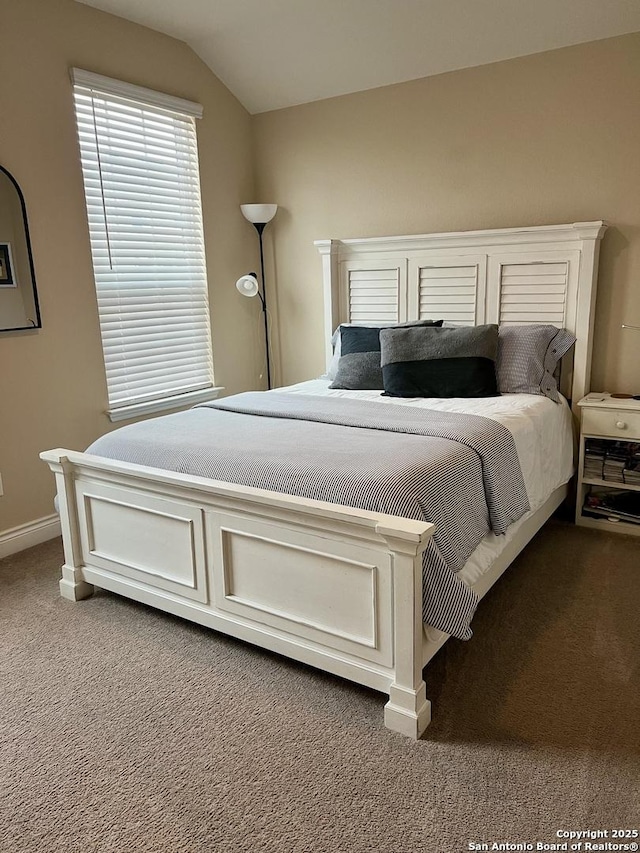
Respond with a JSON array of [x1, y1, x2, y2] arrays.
[[1, 519, 638, 853]]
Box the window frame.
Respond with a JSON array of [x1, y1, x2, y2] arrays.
[[71, 68, 222, 422]]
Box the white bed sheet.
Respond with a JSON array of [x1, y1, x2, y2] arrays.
[[275, 379, 575, 594]]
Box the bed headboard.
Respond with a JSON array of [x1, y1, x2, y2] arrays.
[[315, 221, 607, 406]]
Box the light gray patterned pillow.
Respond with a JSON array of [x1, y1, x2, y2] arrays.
[[496, 325, 576, 402]]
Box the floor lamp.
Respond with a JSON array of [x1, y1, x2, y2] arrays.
[[237, 203, 278, 389]]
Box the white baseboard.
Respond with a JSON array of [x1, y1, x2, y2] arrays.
[[0, 514, 61, 559]]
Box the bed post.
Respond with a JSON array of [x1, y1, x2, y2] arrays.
[[377, 521, 434, 739], [315, 239, 339, 373], [571, 222, 607, 410], [40, 450, 94, 601]]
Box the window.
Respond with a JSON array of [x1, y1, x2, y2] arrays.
[[72, 69, 218, 421]]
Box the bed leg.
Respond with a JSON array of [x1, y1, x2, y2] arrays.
[[384, 684, 432, 739], [377, 521, 435, 740], [45, 454, 94, 602], [59, 565, 94, 601]]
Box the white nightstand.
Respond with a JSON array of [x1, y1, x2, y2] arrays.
[[576, 394, 640, 536]]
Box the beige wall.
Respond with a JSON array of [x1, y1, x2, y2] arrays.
[[253, 33, 640, 392], [0, 0, 259, 531], [2, 9, 639, 535]]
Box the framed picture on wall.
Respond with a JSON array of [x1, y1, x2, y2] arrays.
[[0, 243, 16, 287]]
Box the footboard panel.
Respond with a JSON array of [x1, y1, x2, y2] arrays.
[[210, 512, 393, 666], [41, 448, 434, 735], [78, 480, 208, 603]]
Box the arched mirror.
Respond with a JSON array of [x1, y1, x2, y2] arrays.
[[0, 165, 41, 332]]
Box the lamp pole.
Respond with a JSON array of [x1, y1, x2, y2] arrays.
[[240, 203, 277, 391], [252, 221, 272, 390]]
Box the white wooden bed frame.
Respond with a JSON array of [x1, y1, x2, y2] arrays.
[[41, 220, 606, 739]]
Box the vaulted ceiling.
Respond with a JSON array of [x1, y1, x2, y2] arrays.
[[76, 0, 640, 113]]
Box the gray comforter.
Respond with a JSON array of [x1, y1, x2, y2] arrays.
[[88, 392, 530, 639]]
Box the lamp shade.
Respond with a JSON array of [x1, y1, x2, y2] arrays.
[[241, 203, 277, 225], [236, 273, 259, 297]]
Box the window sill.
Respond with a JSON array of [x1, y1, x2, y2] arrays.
[[107, 386, 225, 423]]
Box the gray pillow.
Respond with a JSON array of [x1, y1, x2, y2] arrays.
[[496, 325, 576, 402], [380, 324, 499, 398], [326, 319, 443, 381], [329, 319, 443, 390]]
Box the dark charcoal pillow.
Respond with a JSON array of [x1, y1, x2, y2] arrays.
[[380, 324, 499, 398], [329, 319, 443, 390], [496, 324, 576, 402]]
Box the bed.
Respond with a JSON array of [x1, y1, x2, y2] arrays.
[[40, 220, 607, 738]]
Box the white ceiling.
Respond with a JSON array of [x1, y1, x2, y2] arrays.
[[76, 0, 640, 114]]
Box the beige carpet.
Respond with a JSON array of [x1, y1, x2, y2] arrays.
[[1, 520, 638, 853]]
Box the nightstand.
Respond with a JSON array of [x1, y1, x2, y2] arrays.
[[576, 394, 640, 536]]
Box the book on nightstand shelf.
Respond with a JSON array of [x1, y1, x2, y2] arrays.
[[583, 439, 640, 484], [583, 489, 640, 525]]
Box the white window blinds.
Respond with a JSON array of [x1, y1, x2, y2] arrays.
[[72, 69, 214, 414]]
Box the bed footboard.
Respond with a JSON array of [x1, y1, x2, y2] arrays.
[[41, 449, 435, 738]]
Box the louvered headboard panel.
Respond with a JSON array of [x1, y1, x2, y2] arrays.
[[498, 262, 568, 325], [347, 268, 402, 324], [316, 222, 606, 407], [418, 266, 477, 325]]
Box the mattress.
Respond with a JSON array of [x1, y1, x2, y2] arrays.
[[86, 379, 574, 641], [88, 388, 536, 639], [276, 379, 575, 591]]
